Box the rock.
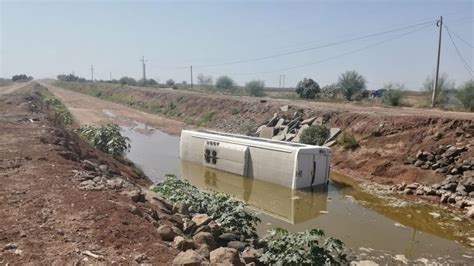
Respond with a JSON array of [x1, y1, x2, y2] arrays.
[[83, 160, 98, 171], [402, 189, 414, 195], [58, 151, 79, 161], [194, 225, 211, 234], [172, 250, 207, 266], [275, 118, 285, 128], [98, 164, 108, 172], [266, 113, 278, 127], [227, 241, 247, 251], [241, 247, 259, 264], [272, 126, 288, 141], [455, 199, 467, 209], [218, 233, 239, 243], [463, 177, 474, 193], [174, 202, 190, 215], [197, 244, 211, 259], [301, 116, 317, 125], [192, 214, 211, 227], [157, 225, 176, 241], [193, 232, 217, 250], [325, 128, 341, 143], [441, 182, 457, 192], [406, 183, 419, 190], [106, 178, 124, 189], [456, 184, 468, 196], [466, 206, 474, 219], [405, 157, 416, 165], [280, 105, 289, 112], [207, 220, 220, 236], [440, 194, 449, 203], [259, 126, 274, 139], [173, 236, 195, 251], [292, 124, 308, 143], [130, 190, 145, 203], [429, 212, 441, 218], [416, 150, 425, 160], [423, 186, 437, 196], [80, 180, 95, 187], [414, 160, 424, 167], [183, 220, 197, 234], [4, 243, 17, 250], [210, 247, 243, 265], [134, 254, 148, 263]]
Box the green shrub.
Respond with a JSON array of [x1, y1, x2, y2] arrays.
[[151, 176, 260, 238], [76, 124, 130, 156], [382, 83, 405, 106], [296, 78, 321, 99], [337, 70, 367, 101], [166, 79, 175, 87], [457, 80, 474, 111], [119, 77, 137, 86], [216, 76, 236, 92], [43, 97, 73, 126], [245, 80, 265, 97], [336, 132, 359, 150], [259, 228, 346, 265], [422, 73, 454, 107], [321, 84, 340, 99], [198, 111, 215, 126], [300, 125, 330, 145]]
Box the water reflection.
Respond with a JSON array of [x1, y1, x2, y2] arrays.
[[181, 161, 328, 224]]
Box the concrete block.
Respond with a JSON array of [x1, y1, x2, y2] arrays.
[[259, 126, 274, 139]]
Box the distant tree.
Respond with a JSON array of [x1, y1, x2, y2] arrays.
[[337, 70, 367, 101], [197, 74, 213, 85], [457, 80, 474, 111], [12, 74, 32, 81], [182, 81, 188, 85], [215, 76, 236, 92], [381, 83, 405, 106], [166, 79, 175, 87], [119, 76, 137, 86], [321, 83, 340, 99], [57, 74, 83, 82], [295, 78, 320, 99], [423, 73, 454, 107], [245, 80, 265, 97]]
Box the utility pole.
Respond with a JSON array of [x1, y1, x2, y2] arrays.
[[278, 75, 281, 89], [432, 16, 443, 107], [140, 56, 147, 81], [282, 75, 286, 88], [190, 65, 193, 88], [110, 72, 112, 81], [90, 65, 94, 82]]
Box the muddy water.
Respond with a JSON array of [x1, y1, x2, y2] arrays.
[[121, 121, 473, 261]]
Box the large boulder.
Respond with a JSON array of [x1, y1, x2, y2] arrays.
[[157, 225, 176, 241], [172, 250, 208, 266], [227, 241, 247, 251], [192, 214, 211, 227], [193, 232, 217, 250], [210, 247, 243, 265]]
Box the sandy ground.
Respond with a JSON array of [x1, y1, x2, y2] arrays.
[[0, 82, 32, 95], [41, 82, 189, 135]]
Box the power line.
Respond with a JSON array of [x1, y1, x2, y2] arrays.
[[193, 20, 434, 69], [444, 24, 473, 76], [209, 24, 433, 76], [450, 29, 473, 48]]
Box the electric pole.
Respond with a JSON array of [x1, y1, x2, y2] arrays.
[[282, 75, 286, 88], [90, 65, 94, 82], [190, 65, 193, 88], [110, 72, 112, 81], [140, 56, 147, 81], [432, 16, 443, 107], [279, 75, 281, 89]]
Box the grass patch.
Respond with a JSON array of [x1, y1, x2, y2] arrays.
[[197, 111, 215, 126], [336, 132, 359, 150]]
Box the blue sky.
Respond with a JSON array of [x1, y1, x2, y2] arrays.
[[1, 0, 472, 89]]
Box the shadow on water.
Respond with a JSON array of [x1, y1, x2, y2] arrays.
[[120, 120, 473, 259]]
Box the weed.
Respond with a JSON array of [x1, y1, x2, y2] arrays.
[[300, 125, 330, 145], [336, 132, 359, 150]]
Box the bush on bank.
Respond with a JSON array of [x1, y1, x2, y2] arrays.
[[76, 124, 131, 157]]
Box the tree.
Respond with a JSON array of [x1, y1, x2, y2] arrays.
[[382, 83, 405, 106], [57, 74, 82, 82], [166, 79, 175, 87], [337, 70, 367, 100], [216, 76, 235, 92], [119, 76, 137, 86], [197, 74, 213, 85], [12, 74, 33, 81], [245, 80, 265, 97], [300, 125, 330, 145], [457, 80, 474, 111], [295, 78, 320, 99], [321, 83, 340, 99], [423, 73, 454, 107]]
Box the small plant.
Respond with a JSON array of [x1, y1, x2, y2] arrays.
[[259, 228, 347, 265], [457, 80, 474, 111], [300, 125, 330, 145], [382, 83, 405, 106], [216, 76, 236, 92], [76, 124, 130, 156], [296, 78, 321, 99], [166, 79, 176, 87], [336, 132, 359, 150], [422, 73, 454, 107], [245, 80, 265, 97], [43, 97, 73, 126], [198, 111, 215, 125], [151, 177, 260, 238]]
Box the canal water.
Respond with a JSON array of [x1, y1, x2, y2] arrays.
[[120, 120, 473, 261]]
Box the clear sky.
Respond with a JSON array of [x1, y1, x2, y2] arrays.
[[1, 0, 473, 89]]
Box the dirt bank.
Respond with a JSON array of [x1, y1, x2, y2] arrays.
[[47, 81, 474, 187], [0, 84, 178, 264]]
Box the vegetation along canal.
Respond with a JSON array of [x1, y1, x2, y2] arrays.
[[122, 121, 473, 261]]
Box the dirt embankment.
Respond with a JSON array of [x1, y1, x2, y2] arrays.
[[0, 84, 180, 264], [49, 81, 474, 186]]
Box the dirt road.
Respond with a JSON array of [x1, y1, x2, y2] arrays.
[[0, 82, 31, 95], [42, 83, 189, 135]]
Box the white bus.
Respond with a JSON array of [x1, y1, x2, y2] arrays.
[[180, 129, 331, 189]]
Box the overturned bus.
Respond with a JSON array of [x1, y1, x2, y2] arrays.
[[179, 129, 331, 189]]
